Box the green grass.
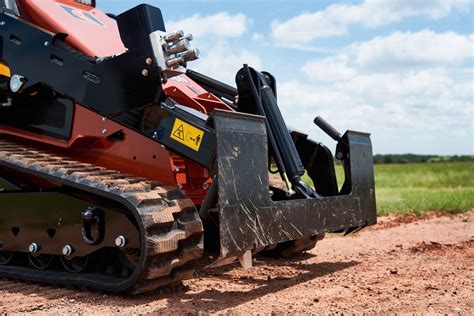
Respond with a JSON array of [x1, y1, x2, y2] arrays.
[[303, 161, 474, 215]]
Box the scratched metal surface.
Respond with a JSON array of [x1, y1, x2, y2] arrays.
[[212, 110, 376, 258]]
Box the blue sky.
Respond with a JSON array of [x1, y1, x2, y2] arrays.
[[99, 1, 474, 155]]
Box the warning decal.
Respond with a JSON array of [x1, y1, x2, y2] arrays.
[[172, 124, 185, 140], [170, 118, 204, 152]]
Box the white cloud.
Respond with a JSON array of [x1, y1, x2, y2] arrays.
[[302, 30, 474, 80], [356, 0, 470, 27], [251, 32, 264, 41], [273, 42, 336, 54], [334, 70, 455, 98], [167, 12, 251, 38], [278, 73, 473, 154], [271, 10, 347, 42], [284, 29, 474, 154], [192, 42, 262, 84], [302, 55, 356, 81], [271, 0, 470, 43], [351, 30, 474, 70]]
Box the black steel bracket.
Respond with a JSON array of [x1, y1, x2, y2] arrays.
[[0, 5, 163, 116], [211, 109, 376, 260]]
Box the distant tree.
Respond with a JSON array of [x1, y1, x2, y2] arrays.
[[372, 154, 474, 164]]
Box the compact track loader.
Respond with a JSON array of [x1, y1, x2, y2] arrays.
[[0, 0, 376, 293]]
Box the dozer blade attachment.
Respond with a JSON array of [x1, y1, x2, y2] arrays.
[[210, 109, 376, 263]]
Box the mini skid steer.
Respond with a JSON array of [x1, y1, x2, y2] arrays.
[[0, 0, 376, 293]]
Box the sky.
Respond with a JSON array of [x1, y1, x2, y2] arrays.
[[99, 0, 474, 155]]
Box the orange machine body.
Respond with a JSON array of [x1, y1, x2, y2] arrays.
[[0, 0, 232, 204]]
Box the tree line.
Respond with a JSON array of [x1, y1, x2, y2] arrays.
[[373, 154, 474, 164]]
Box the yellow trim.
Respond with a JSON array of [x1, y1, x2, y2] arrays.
[[0, 62, 11, 77]]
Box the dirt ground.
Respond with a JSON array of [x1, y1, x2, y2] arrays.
[[0, 211, 473, 314]]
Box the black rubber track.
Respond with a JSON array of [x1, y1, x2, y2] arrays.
[[0, 138, 204, 294]]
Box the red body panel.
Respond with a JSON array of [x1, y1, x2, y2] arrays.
[[19, 0, 126, 57], [163, 76, 234, 114], [0, 106, 177, 185], [0, 0, 231, 204]]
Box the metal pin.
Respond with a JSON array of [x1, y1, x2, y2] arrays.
[[179, 48, 200, 62], [166, 56, 184, 68], [28, 242, 40, 254], [163, 30, 184, 43], [238, 249, 253, 269], [282, 173, 296, 195], [166, 40, 190, 55]]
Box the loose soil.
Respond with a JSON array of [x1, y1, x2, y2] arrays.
[[0, 211, 473, 314]]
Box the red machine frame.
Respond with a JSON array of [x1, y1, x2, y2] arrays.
[[0, 0, 233, 204]]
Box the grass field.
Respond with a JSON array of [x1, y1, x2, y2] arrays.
[[304, 161, 474, 215]]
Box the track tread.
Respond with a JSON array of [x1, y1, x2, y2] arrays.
[[0, 139, 204, 294]]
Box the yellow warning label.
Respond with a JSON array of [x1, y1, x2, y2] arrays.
[[170, 118, 204, 152]]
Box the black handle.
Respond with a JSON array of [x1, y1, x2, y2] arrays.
[[314, 116, 341, 142]]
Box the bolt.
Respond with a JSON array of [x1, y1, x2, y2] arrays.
[[44, 41, 49, 46], [0, 21, 5, 26], [115, 235, 128, 248], [101, 128, 107, 134], [28, 242, 40, 254], [203, 182, 210, 190], [141, 69, 149, 77], [173, 166, 180, 172], [101, 117, 107, 122], [62, 245, 74, 256], [336, 152, 343, 159], [177, 183, 183, 190], [146, 57, 153, 65]]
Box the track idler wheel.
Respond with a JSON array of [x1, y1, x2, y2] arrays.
[[0, 251, 13, 265], [60, 256, 89, 273], [28, 253, 54, 270]]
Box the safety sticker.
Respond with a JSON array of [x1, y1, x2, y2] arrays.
[[58, 4, 105, 27], [170, 118, 204, 152]]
